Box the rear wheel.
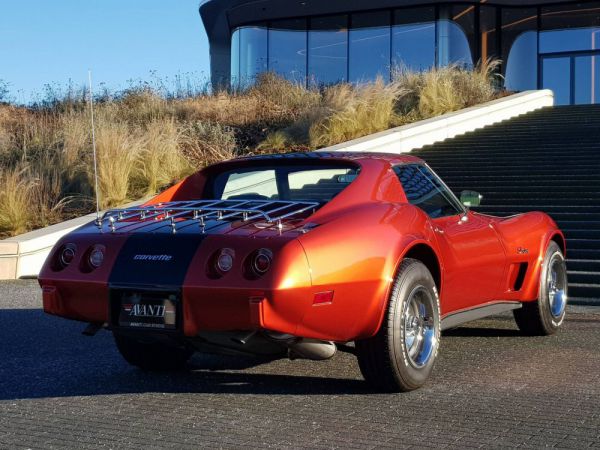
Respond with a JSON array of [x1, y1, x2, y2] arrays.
[[355, 259, 440, 392], [113, 332, 193, 371], [514, 241, 567, 336]]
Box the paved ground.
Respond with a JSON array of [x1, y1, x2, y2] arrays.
[[1, 280, 599, 449]]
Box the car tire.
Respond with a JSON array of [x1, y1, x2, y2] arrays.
[[113, 332, 193, 371], [355, 258, 441, 392], [514, 241, 568, 336]]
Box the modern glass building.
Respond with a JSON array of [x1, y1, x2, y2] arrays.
[[200, 1, 600, 105]]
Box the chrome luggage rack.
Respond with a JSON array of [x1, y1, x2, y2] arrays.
[[97, 199, 320, 233]]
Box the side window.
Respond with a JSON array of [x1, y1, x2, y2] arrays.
[[288, 168, 358, 202], [394, 164, 463, 218]]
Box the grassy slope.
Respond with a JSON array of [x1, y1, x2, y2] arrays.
[[0, 62, 500, 237]]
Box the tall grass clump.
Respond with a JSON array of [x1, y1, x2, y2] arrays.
[[94, 122, 141, 208], [133, 120, 192, 196], [0, 165, 36, 235], [395, 59, 501, 118], [179, 121, 237, 167], [309, 78, 407, 148]]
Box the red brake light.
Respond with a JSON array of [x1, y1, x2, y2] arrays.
[[252, 249, 272, 275], [58, 244, 76, 268]]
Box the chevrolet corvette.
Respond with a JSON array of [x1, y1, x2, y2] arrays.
[[39, 152, 567, 392]]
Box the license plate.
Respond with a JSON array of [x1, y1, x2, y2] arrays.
[[117, 292, 178, 330]]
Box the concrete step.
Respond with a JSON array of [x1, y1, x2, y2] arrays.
[[567, 271, 600, 285], [566, 259, 600, 272], [568, 283, 600, 299]]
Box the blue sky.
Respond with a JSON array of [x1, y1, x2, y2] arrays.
[[0, 0, 210, 103]]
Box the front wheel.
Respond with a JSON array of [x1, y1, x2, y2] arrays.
[[355, 259, 441, 392], [113, 332, 193, 371], [514, 241, 568, 336]]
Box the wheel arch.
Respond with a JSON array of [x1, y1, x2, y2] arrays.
[[520, 229, 566, 302], [550, 232, 566, 256], [402, 243, 442, 295], [362, 241, 442, 340]]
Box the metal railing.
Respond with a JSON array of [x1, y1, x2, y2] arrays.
[[97, 199, 320, 233]]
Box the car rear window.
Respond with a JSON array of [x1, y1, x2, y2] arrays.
[[210, 163, 360, 203]]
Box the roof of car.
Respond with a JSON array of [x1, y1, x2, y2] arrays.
[[235, 151, 424, 165]]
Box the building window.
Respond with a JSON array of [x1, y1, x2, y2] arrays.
[[268, 19, 307, 84], [438, 5, 475, 68], [541, 57, 572, 105], [349, 11, 391, 82], [392, 7, 435, 73], [308, 15, 348, 85], [480, 6, 499, 62], [574, 55, 600, 104], [231, 28, 240, 87], [502, 8, 538, 92], [238, 26, 267, 87], [540, 2, 600, 53]]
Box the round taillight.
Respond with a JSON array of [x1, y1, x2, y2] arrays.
[[253, 250, 272, 275], [216, 249, 234, 273], [89, 247, 105, 269], [59, 246, 76, 267]]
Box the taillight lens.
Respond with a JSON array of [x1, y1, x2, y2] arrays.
[[61, 248, 75, 265], [252, 249, 272, 275], [216, 250, 234, 273], [89, 246, 105, 269], [58, 245, 76, 268]]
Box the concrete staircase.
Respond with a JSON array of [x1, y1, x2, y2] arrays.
[[415, 105, 600, 306]]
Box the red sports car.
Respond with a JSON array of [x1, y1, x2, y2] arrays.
[[39, 152, 568, 392]]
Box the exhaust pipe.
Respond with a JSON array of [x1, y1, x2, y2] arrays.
[[287, 339, 336, 361]]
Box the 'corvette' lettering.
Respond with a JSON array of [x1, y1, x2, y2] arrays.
[[133, 254, 173, 262]]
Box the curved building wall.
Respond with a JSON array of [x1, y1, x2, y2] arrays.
[[201, 1, 600, 104]]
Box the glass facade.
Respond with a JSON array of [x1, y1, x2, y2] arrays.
[[308, 15, 348, 85], [269, 19, 307, 83], [392, 8, 436, 72], [350, 11, 391, 82], [230, 1, 600, 104]]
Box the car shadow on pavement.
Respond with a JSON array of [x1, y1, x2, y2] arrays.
[[0, 309, 373, 401]]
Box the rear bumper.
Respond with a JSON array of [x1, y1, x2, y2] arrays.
[[41, 283, 316, 338]]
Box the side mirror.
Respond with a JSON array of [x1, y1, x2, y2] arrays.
[[460, 190, 483, 208]]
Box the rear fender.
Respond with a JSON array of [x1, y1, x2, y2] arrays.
[[357, 236, 441, 340]]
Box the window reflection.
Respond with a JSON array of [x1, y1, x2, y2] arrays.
[[231, 29, 240, 87], [239, 26, 267, 87], [349, 11, 391, 82], [438, 6, 475, 67], [502, 8, 538, 91], [505, 32, 538, 92], [392, 8, 435, 72], [308, 15, 348, 85], [269, 19, 307, 83]]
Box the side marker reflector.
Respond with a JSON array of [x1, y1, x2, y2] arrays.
[[313, 291, 334, 305]]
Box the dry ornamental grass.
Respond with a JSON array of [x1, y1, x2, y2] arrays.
[[0, 64, 500, 237]]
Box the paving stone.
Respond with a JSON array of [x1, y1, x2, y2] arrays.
[[1, 280, 599, 448]]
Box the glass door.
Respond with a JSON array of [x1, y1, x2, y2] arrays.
[[541, 52, 600, 105]]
